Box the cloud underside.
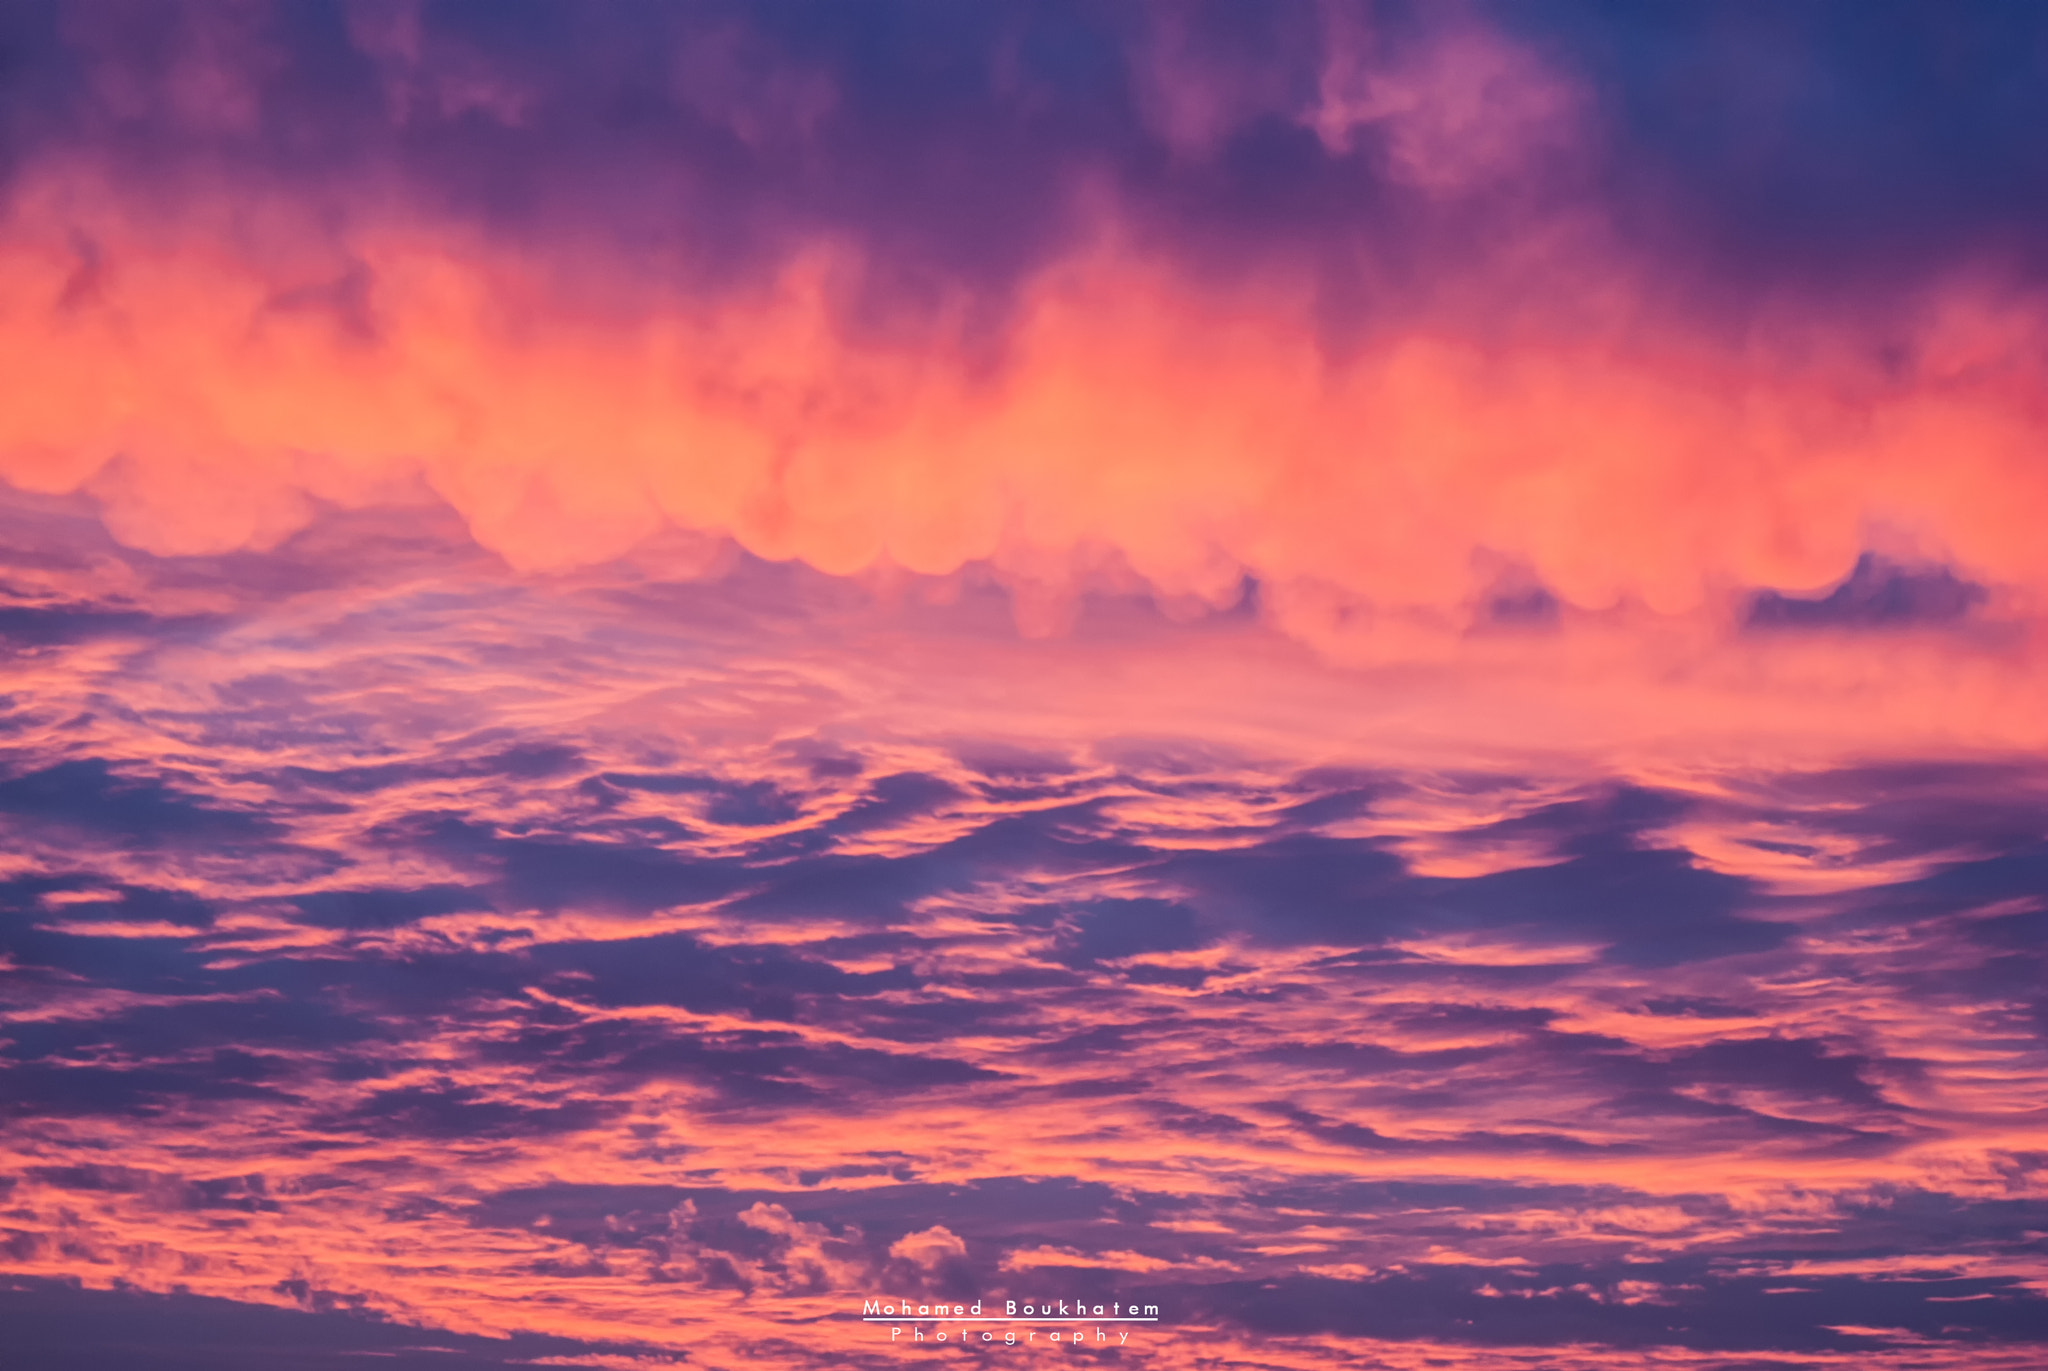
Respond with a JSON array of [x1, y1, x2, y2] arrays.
[[1, 1, 2046, 675]]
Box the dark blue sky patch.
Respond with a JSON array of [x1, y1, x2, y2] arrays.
[[1247, 1175, 1659, 1217], [1663, 1035, 1897, 1111], [1748, 555, 1989, 630], [291, 885, 492, 931], [489, 833, 748, 913], [1639, 995, 1764, 1019], [1878, 841, 2048, 915], [479, 1017, 998, 1107], [3, 993, 382, 1073], [0, 1276, 663, 1371], [335, 1081, 622, 1141], [1496, 0, 2048, 296], [0, 759, 285, 846], [1481, 583, 1563, 629], [1429, 848, 1775, 968], [0, 918, 215, 994], [723, 849, 957, 924], [597, 769, 804, 825], [0, 874, 216, 928], [1466, 784, 1692, 858], [0, 603, 201, 646], [28, 1164, 281, 1214], [1270, 1101, 1648, 1158], [0, 1057, 303, 1121], [1816, 1188, 2048, 1258], [1155, 832, 1410, 944], [528, 929, 912, 1016], [802, 989, 1036, 1045], [1200, 1259, 2048, 1349], [1241, 1039, 1499, 1077], [1053, 896, 1206, 967], [812, 770, 962, 836], [1271, 776, 1385, 828]]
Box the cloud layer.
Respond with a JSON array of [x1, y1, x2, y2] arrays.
[[1, 514, 2045, 1367], [2, 1, 2047, 666]]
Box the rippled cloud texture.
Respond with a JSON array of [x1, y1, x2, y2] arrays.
[[3, 3, 2047, 1369]]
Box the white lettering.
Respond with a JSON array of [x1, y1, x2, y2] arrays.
[[1006, 1301, 1017, 1315]]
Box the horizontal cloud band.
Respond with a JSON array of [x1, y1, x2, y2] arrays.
[[6, 181, 2046, 633], [5, 0, 2048, 663]]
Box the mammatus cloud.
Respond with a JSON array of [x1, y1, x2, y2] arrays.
[[9, 169, 2048, 620], [2, 2, 2047, 669]]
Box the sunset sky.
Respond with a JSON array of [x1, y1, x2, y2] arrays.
[[4, 4, 2048, 1368]]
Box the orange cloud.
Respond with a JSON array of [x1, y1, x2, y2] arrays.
[[6, 167, 2048, 628], [5, 163, 2048, 782]]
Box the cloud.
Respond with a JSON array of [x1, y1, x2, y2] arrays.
[[887, 1223, 967, 1269], [0, 1275, 669, 1371], [6, 600, 2046, 1358], [0, 3, 2045, 706], [0, 759, 285, 846]]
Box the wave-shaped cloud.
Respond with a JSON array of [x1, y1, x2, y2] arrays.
[[1, 530, 2044, 1366], [4, 2, 2047, 666]]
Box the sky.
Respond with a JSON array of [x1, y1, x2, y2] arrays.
[[2, 3, 2047, 1368]]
